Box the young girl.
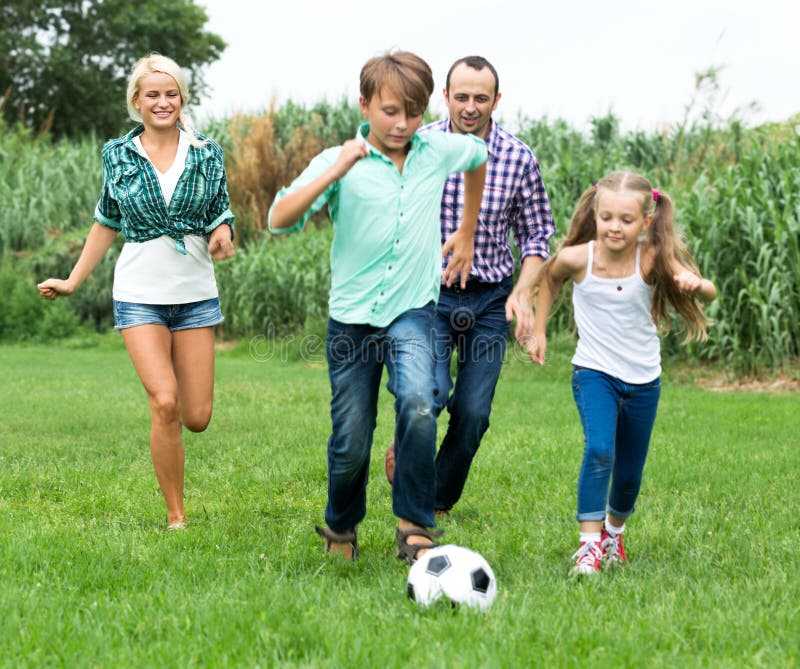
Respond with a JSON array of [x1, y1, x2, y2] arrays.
[[513, 171, 716, 575], [38, 54, 235, 530]]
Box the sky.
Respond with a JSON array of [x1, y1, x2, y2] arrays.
[[193, 0, 799, 133]]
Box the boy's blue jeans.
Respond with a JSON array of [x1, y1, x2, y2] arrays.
[[432, 277, 512, 511], [571, 366, 661, 522], [324, 302, 438, 532]]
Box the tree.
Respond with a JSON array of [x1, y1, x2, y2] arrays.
[[1, 0, 226, 139]]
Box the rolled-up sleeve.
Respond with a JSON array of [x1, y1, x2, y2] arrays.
[[93, 152, 122, 231], [203, 169, 235, 238], [268, 148, 339, 234], [202, 141, 235, 238], [513, 160, 555, 260]]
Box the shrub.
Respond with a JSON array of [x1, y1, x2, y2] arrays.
[[0, 262, 45, 341], [216, 225, 332, 339], [225, 111, 327, 245], [0, 261, 87, 342], [24, 229, 119, 332]]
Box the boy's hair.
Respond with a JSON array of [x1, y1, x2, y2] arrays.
[[126, 53, 205, 147], [547, 171, 711, 342], [359, 50, 434, 117], [445, 56, 500, 97]]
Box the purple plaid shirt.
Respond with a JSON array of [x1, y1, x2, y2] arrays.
[[421, 119, 555, 283]]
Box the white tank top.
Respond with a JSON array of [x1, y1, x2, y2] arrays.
[[571, 241, 661, 383], [113, 130, 218, 304]]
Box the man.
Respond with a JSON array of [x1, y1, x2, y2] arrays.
[[386, 55, 555, 516]]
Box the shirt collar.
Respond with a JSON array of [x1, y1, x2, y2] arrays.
[[118, 124, 213, 161], [119, 124, 146, 151], [356, 122, 425, 158]]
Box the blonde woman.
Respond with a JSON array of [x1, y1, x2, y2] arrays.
[[38, 54, 235, 530]]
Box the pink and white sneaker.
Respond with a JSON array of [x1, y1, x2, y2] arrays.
[[600, 528, 627, 566], [570, 541, 603, 576]]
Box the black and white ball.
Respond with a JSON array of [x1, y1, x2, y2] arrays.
[[406, 544, 497, 611]]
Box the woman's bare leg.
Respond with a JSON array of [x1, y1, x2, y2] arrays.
[[121, 325, 186, 526]]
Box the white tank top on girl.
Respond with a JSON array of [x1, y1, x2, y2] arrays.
[[113, 129, 218, 304], [571, 241, 661, 383]]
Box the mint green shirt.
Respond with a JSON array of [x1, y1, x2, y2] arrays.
[[268, 123, 487, 326]]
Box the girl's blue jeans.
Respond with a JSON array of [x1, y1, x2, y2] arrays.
[[324, 303, 438, 532], [571, 366, 661, 522]]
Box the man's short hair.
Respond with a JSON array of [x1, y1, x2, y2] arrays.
[[445, 56, 499, 97]]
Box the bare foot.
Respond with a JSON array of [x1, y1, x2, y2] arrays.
[[167, 516, 188, 531]]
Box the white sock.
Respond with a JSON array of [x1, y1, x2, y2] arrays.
[[579, 531, 601, 544], [605, 519, 625, 536]]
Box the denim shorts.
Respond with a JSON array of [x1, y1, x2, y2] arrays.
[[113, 297, 224, 331]]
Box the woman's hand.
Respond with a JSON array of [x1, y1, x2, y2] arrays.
[[208, 225, 235, 260], [37, 278, 76, 300]]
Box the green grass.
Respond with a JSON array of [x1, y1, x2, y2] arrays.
[[0, 336, 798, 668]]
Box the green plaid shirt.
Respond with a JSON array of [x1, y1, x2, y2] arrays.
[[94, 125, 234, 254]]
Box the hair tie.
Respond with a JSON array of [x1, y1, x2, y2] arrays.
[[652, 189, 659, 202], [593, 183, 599, 190]]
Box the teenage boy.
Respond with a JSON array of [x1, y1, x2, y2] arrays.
[[385, 56, 555, 515], [268, 51, 487, 563]]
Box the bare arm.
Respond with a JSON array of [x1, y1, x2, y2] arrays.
[[505, 254, 545, 346], [528, 246, 584, 364], [673, 265, 717, 301], [38, 222, 118, 299], [442, 162, 486, 289], [527, 270, 562, 365], [643, 245, 717, 303], [269, 140, 369, 230]]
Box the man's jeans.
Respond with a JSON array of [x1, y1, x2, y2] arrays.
[[325, 302, 438, 531], [571, 366, 661, 521], [433, 277, 512, 510]]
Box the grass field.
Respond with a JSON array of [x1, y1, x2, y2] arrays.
[[0, 336, 797, 668]]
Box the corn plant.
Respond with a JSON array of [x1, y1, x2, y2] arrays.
[[216, 225, 333, 339], [0, 119, 100, 256], [2, 101, 799, 376]]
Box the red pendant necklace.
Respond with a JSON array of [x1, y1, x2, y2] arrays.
[[600, 256, 631, 291]]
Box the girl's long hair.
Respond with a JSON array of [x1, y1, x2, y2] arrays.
[[541, 171, 711, 342]]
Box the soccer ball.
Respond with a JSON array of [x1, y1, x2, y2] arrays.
[[406, 544, 497, 611]]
